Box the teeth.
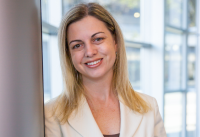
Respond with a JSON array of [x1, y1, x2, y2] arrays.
[[87, 59, 101, 65]]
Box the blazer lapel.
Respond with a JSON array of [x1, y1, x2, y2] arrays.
[[68, 96, 103, 137], [119, 100, 143, 137], [68, 96, 143, 137]]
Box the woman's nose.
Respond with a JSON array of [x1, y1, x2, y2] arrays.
[[84, 43, 98, 58]]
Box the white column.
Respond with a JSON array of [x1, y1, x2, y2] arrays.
[[197, 35, 200, 137], [196, 0, 200, 136], [140, 0, 165, 117], [0, 0, 44, 136]]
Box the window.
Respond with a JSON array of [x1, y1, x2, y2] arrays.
[[164, 0, 198, 136]]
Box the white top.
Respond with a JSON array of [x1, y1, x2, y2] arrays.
[[45, 93, 167, 137]]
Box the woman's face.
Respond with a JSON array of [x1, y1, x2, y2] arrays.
[[67, 16, 117, 81]]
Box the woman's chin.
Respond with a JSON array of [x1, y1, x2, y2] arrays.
[[82, 69, 113, 81]]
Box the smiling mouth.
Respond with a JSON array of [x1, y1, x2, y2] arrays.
[[85, 58, 103, 66]]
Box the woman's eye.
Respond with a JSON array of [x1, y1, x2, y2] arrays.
[[95, 38, 103, 42], [72, 44, 81, 49]]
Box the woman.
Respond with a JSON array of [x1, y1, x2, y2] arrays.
[[45, 3, 167, 137]]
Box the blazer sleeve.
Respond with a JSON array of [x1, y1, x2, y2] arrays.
[[44, 102, 63, 137], [153, 98, 167, 137]]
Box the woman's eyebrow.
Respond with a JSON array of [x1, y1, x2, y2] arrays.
[[69, 32, 104, 45], [69, 40, 82, 45], [91, 32, 104, 38]]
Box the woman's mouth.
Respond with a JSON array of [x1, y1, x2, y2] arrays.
[[85, 58, 103, 68]]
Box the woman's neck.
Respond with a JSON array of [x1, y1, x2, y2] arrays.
[[82, 71, 115, 102]]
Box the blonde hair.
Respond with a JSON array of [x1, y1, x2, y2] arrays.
[[53, 3, 150, 124]]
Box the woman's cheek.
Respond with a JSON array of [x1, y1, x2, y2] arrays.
[[72, 53, 84, 66]]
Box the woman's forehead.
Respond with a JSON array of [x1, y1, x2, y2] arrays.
[[67, 16, 110, 39]]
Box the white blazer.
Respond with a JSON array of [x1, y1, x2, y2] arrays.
[[45, 93, 167, 137]]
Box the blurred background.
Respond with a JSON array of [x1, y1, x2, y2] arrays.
[[41, 0, 199, 137]]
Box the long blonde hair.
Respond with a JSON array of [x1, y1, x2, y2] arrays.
[[53, 3, 150, 124]]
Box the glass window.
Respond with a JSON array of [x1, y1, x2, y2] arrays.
[[164, 1, 198, 137], [188, 0, 196, 30], [164, 92, 184, 137], [186, 91, 196, 137], [42, 33, 51, 102], [164, 32, 184, 90], [166, 0, 184, 28], [187, 34, 196, 88], [41, 0, 49, 22], [126, 46, 140, 89]]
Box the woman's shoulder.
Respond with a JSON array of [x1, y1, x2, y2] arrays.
[[45, 97, 57, 105], [44, 97, 58, 117], [44, 97, 64, 137], [136, 92, 159, 110], [136, 92, 167, 136], [136, 92, 156, 102]]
